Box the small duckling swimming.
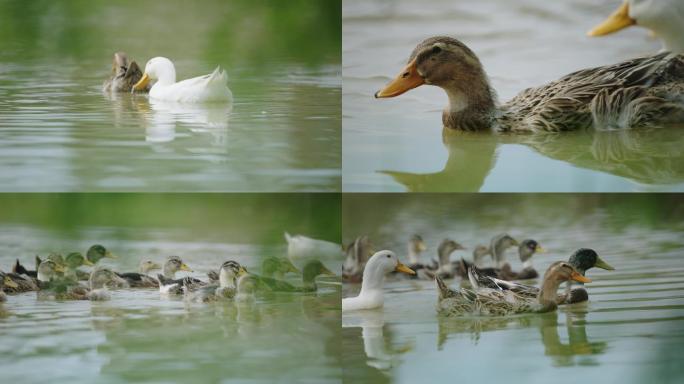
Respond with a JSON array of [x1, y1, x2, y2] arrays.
[[156, 256, 200, 294], [0, 272, 20, 302], [103, 52, 149, 93], [116, 260, 162, 288], [405, 234, 428, 271], [184, 261, 246, 303], [421, 239, 466, 279], [342, 235, 374, 283]]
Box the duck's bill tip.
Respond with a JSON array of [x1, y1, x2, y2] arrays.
[[595, 257, 615, 271], [395, 262, 416, 275], [571, 271, 592, 283], [587, 2, 635, 37]]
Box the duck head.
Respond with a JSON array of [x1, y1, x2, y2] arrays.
[[219, 260, 246, 288], [375, 36, 496, 130], [139, 260, 162, 274], [87, 245, 116, 264], [568, 248, 615, 275], [588, 0, 684, 54], [163, 255, 193, 278], [518, 239, 545, 265], [65, 252, 94, 269], [133, 56, 177, 91], [37, 260, 65, 282]]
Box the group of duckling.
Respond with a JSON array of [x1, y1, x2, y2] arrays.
[[375, 0, 684, 131], [0, 244, 336, 304], [342, 233, 615, 317]]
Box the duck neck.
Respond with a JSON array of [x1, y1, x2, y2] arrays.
[[652, 22, 684, 54], [441, 78, 496, 131], [407, 247, 421, 265], [537, 277, 564, 310], [219, 270, 237, 289], [163, 264, 176, 279], [156, 67, 176, 86], [360, 262, 386, 295]]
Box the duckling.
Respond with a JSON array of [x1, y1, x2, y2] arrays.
[[342, 236, 374, 283], [0, 270, 39, 293], [116, 260, 162, 288], [162, 255, 193, 278], [86, 244, 117, 265], [156, 256, 200, 294], [0, 272, 20, 302], [588, 0, 684, 54], [507, 239, 546, 280], [468, 248, 614, 304], [376, 36, 684, 131], [342, 250, 416, 312], [456, 234, 518, 279], [37, 259, 66, 284], [253, 260, 335, 293], [436, 261, 592, 317], [103, 52, 149, 93], [422, 239, 466, 279], [405, 234, 428, 271], [184, 261, 246, 303], [261, 256, 300, 279]]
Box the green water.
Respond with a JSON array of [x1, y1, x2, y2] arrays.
[[0, 0, 341, 192], [342, 0, 684, 192], [0, 194, 342, 383], [342, 194, 684, 384]]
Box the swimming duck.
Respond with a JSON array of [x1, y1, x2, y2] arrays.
[[342, 236, 374, 283], [376, 36, 684, 131], [458, 237, 542, 280], [342, 250, 416, 312], [468, 248, 614, 304], [156, 256, 200, 294], [0, 270, 39, 293], [36, 259, 66, 283], [422, 239, 466, 279], [588, 0, 684, 54], [185, 261, 247, 302], [131, 57, 232, 103], [436, 261, 592, 317], [86, 267, 130, 301], [0, 272, 19, 302], [261, 256, 300, 279], [161, 255, 193, 278], [103, 52, 149, 92], [285, 232, 342, 273], [253, 260, 335, 293], [116, 260, 162, 288], [405, 234, 428, 271]]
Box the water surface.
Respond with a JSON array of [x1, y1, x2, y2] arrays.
[[0, 0, 341, 192], [342, 194, 684, 383], [342, 0, 684, 192]]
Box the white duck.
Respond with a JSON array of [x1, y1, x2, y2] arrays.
[[588, 0, 684, 54], [285, 232, 342, 273], [342, 250, 415, 312], [132, 57, 233, 103]]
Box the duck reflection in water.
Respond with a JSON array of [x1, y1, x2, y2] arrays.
[[343, 310, 413, 373], [380, 126, 684, 192]]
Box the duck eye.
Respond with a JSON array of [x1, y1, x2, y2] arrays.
[[432, 45, 442, 54], [401, 71, 410, 79], [386, 254, 391, 258]]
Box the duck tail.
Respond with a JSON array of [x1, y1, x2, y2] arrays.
[[467, 266, 481, 290], [13, 259, 27, 275]]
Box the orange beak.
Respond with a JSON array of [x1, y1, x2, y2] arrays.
[[570, 271, 592, 283], [375, 58, 425, 98], [395, 262, 416, 275]]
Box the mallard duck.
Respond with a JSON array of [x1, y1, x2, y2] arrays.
[[156, 256, 200, 294], [468, 248, 614, 304], [103, 52, 149, 92], [422, 239, 466, 279], [86, 244, 117, 265], [285, 232, 342, 273], [376, 36, 684, 131], [185, 261, 247, 302], [457, 237, 543, 280], [436, 261, 592, 317], [588, 0, 684, 54], [161, 255, 193, 278], [0, 272, 19, 302], [261, 256, 300, 279], [253, 260, 335, 293], [86, 267, 130, 301], [116, 260, 162, 288], [131, 57, 232, 103], [342, 250, 415, 312], [1, 270, 39, 293], [36, 261, 126, 301], [342, 236, 374, 283], [37, 259, 65, 283]]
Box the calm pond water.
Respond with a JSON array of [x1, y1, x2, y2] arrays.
[[0, 0, 341, 192], [342, 194, 684, 384], [0, 194, 342, 384], [342, 0, 684, 192]]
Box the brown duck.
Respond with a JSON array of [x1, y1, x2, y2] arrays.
[[103, 52, 150, 93]]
